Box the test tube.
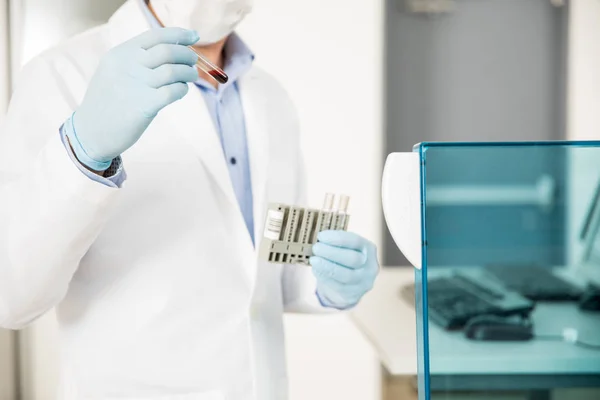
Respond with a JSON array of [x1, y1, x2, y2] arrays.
[[334, 195, 350, 230], [322, 193, 334, 211], [322, 193, 335, 230], [189, 46, 229, 85], [338, 195, 350, 214]]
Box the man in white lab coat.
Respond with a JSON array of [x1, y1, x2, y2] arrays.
[[0, 0, 380, 399]]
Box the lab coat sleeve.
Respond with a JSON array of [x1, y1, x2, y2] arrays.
[[0, 55, 120, 329], [59, 122, 127, 188]]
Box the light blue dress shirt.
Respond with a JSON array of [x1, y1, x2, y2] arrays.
[[61, 0, 256, 243]]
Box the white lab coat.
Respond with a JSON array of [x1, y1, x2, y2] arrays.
[[0, 1, 333, 399]]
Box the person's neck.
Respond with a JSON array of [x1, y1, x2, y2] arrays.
[[194, 40, 227, 71], [147, 0, 227, 88]]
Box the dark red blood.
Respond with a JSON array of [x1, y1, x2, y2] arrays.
[[208, 69, 229, 84]]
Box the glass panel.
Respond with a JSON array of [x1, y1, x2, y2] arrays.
[[415, 142, 600, 400]]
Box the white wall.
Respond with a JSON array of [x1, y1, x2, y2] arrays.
[[11, 0, 385, 399]]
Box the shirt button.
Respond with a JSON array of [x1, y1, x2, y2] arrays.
[[230, 157, 237, 165]]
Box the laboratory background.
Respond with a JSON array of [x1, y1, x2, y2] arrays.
[[0, 0, 599, 399]]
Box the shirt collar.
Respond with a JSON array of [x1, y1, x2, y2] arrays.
[[138, 0, 255, 92]]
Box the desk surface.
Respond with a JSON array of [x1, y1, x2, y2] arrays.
[[351, 267, 600, 377]]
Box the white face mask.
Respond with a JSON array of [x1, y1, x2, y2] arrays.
[[149, 0, 253, 45]]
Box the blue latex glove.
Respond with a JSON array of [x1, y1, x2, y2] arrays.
[[311, 231, 380, 310], [69, 28, 201, 171]]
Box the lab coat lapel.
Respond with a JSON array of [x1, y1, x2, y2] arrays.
[[239, 71, 270, 243], [107, 0, 152, 47], [165, 86, 239, 208]]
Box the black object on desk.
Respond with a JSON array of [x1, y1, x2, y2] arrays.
[[579, 284, 600, 311], [401, 273, 535, 330], [464, 315, 534, 341], [486, 265, 583, 301]]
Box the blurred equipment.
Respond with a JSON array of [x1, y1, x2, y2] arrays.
[[486, 265, 583, 301], [402, 272, 534, 330], [403, 0, 455, 14], [356, 268, 600, 399], [259, 193, 350, 265], [578, 285, 600, 312], [464, 315, 534, 341], [485, 177, 600, 302]]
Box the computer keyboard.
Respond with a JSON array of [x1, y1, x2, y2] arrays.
[[401, 272, 535, 330], [486, 265, 583, 301]]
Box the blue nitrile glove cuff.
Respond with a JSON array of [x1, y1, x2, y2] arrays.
[[65, 113, 112, 172], [316, 289, 355, 311]]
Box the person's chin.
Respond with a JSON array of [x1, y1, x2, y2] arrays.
[[194, 34, 230, 48]]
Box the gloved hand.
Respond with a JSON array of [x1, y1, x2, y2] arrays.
[[311, 231, 380, 310], [69, 28, 201, 171]]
